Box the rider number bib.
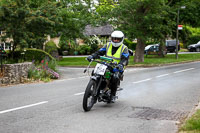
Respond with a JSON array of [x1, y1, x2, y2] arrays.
[[94, 63, 107, 75]]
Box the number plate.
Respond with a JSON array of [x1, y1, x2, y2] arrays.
[[94, 63, 107, 75]]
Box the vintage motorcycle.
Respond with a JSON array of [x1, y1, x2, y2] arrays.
[[82, 56, 123, 112]]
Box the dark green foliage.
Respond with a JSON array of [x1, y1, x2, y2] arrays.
[[179, 0, 200, 28], [25, 48, 55, 63], [57, 36, 70, 55], [6, 51, 22, 63], [123, 39, 136, 50], [179, 27, 192, 47], [187, 35, 200, 46], [45, 41, 57, 54], [57, 0, 93, 41], [0, 0, 61, 51], [45, 40, 59, 59], [6, 48, 54, 63], [77, 45, 91, 55], [90, 43, 99, 53], [110, 0, 175, 62]]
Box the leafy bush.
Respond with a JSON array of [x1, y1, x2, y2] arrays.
[[45, 41, 57, 54], [90, 43, 98, 53], [58, 38, 78, 55], [6, 51, 22, 63], [84, 35, 104, 53], [58, 43, 70, 55], [45, 41, 59, 59], [124, 39, 136, 50], [77, 44, 91, 55], [183, 26, 200, 47], [187, 35, 200, 46], [25, 48, 55, 63]]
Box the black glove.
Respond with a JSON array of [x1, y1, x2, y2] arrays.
[[87, 55, 94, 62], [117, 64, 124, 72]]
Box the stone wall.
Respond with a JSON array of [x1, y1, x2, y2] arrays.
[[0, 62, 33, 85]]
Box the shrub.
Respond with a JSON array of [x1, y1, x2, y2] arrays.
[[25, 48, 55, 63], [187, 35, 200, 46], [58, 43, 70, 55], [45, 41, 59, 59], [45, 41, 56, 53], [6, 51, 22, 63], [77, 44, 91, 55], [90, 43, 98, 53], [184, 26, 200, 47], [58, 39, 78, 55], [124, 39, 136, 50]]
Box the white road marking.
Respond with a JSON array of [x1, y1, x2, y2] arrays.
[[125, 68, 147, 72], [133, 78, 152, 84], [55, 76, 89, 82], [74, 92, 85, 96], [0, 101, 48, 114], [156, 74, 170, 78], [173, 68, 195, 73], [78, 76, 89, 79]]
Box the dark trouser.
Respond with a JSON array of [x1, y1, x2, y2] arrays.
[[110, 72, 122, 96]]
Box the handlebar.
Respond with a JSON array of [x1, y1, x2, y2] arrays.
[[99, 56, 113, 62], [84, 56, 117, 74]]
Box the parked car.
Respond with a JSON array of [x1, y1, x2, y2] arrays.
[[165, 40, 180, 53], [187, 41, 200, 52], [144, 44, 159, 54], [144, 40, 179, 54]]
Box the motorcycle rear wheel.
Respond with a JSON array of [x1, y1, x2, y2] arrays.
[[83, 80, 97, 112]]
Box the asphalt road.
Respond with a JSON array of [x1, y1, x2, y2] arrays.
[[0, 61, 200, 133]]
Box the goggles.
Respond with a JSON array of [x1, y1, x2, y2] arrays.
[[111, 37, 122, 42]]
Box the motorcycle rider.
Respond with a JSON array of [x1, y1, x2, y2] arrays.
[[87, 30, 129, 102]]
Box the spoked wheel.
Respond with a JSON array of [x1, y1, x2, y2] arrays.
[[83, 80, 97, 112]]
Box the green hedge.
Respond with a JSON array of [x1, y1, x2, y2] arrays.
[[77, 44, 92, 55], [25, 48, 55, 62], [187, 35, 200, 46]]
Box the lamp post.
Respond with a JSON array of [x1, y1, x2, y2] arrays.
[[176, 6, 185, 59]]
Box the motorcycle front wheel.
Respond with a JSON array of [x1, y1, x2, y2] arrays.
[[83, 79, 97, 112]]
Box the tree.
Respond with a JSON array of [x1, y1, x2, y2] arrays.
[[54, 0, 97, 47], [0, 0, 61, 53], [111, 0, 173, 62], [179, 0, 200, 27], [166, 0, 200, 48]]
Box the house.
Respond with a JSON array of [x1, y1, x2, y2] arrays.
[[84, 24, 113, 38], [0, 31, 13, 50], [83, 24, 114, 45]]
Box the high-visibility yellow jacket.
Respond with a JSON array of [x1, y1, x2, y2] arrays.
[[105, 42, 127, 64]]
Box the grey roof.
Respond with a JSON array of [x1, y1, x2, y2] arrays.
[[84, 24, 113, 36]]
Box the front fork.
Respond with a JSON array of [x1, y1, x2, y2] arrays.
[[90, 75, 103, 97]]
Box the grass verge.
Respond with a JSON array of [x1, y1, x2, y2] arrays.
[[179, 109, 200, 132], [57, 53, 200, 67]]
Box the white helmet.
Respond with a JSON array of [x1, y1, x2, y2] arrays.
[[111, 31, 124, 47]]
